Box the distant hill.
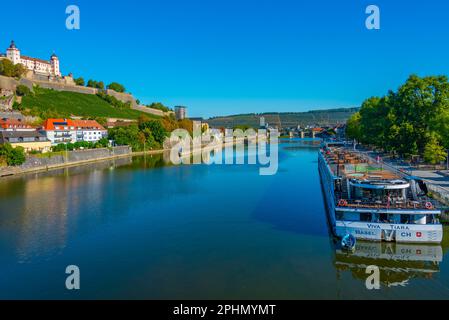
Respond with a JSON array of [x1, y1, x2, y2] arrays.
[[206, 108, 359, 128], [19, 87, 159, 120]]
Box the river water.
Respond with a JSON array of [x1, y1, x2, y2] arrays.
[[1, 140, 449, 299]]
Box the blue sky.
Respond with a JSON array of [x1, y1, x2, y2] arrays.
[[1, 0, 449, 118]]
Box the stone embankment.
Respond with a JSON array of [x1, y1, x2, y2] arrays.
[[0, 146, 132, 178]]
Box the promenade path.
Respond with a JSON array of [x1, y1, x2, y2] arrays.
[[357, 147, 449, 205]]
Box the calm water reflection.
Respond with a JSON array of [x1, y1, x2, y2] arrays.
[[0, 143, 449, 299]]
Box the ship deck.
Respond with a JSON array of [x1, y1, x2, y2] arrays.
[[321, 147, 440, 212]]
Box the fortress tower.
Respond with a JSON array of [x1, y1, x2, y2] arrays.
[[50, 53, 60, 77], [6, 41, 21, 64]]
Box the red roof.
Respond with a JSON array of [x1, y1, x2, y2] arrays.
[[0, 118, 33, 130], [21, 55, 52, 65], [42, 119, 106, 131], [72, 120, 106, 131], [42, 119, 75, 131]]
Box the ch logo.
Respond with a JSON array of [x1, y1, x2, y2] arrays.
[[65, 265, 80, 290]]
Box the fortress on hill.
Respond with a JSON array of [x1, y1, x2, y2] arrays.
[[3, 41, 61, 78], [0, 41, 174, 118]]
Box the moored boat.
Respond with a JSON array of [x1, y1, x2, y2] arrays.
[[319, 144, 444, 244]]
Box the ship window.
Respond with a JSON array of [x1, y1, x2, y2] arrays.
[[401, 215, 411, 224], [360, 212, 372, 222]]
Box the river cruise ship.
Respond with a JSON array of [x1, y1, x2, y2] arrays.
[[319, 144, 444, 243]]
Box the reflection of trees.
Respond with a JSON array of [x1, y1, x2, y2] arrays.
[[14, 176, 71, 263], [129, 154, 171, 169], [1, 158, 135, 263], [0, 153, 204, 264]]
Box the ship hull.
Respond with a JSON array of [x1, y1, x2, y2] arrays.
[[335, 221, 443, 243]]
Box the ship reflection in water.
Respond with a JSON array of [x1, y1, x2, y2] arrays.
[[333, 241, 444, 287]]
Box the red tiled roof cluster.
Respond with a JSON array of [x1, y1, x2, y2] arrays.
[[0, 118, 34, 130]]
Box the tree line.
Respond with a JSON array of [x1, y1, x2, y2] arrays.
[[108, 115, 194, 152], [74, 77, 126, 93], [347, 75, 449, 164]]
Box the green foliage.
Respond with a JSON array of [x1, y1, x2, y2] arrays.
[[96, 92, 131, 109], [19, 87, 153, 119], [0, 143, 26, 166], [16, 85, 32, 97], [234, 125, 254, 131], [97, 137, 110, 148], [109, 119, 169, 151], [348, 75, 449, 160], [424, 135, 447, 165], [0, 60, 26, 78], [107, 82, 126, 93], [108, 125, 143, 151], [0, 59, 14, 77], [87, 79, 105, 89], [51, 139, 109, 153], [97, 81, 105, 90], [147, 102, 171, 113], [139, 120, 168, 146], [178, 119, 194, 135], [161, 115, 179, 132], [74, 77, 85, 86]]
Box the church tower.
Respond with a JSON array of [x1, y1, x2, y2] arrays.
[[6, 40, 21, 65]]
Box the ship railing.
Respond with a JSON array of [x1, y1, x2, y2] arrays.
[[335, 199, 440, 211]]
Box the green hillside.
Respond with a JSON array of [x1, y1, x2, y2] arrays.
[[19, 87, 156, 120], [206, 108, 359, 128]]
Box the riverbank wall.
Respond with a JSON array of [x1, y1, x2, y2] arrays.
[[0, 146, 132, 178]]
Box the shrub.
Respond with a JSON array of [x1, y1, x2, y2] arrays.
[[147, 102, 171, 113], [107, 82, 126, 93], [108, 125, 142, 151], [16, 85, 32, 97], [139, 120, 168, 145], [0, 144, 26, 166], [74, 77, 85, 86]]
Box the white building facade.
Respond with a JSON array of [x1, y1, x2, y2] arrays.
[[5, 41, 61, 77], [73, 120, 108, 143], [42, 119, 77, 145]]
